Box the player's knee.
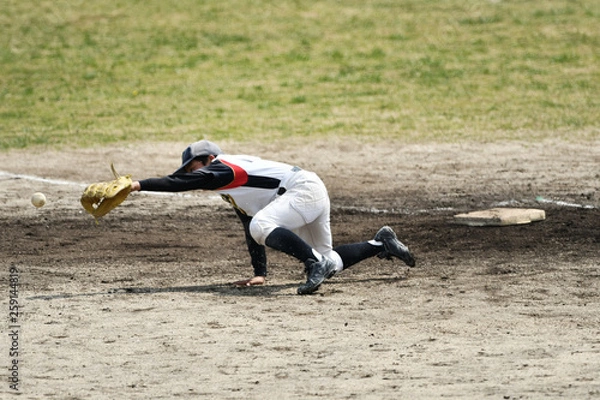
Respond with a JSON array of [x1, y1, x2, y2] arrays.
[[249, 218, 276, 245]]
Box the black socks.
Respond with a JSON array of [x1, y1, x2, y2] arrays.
[[333, 242, 381, 269], [265, 227, 314, 263]]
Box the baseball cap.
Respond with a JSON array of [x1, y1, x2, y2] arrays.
[[174, 140, 223, 173]]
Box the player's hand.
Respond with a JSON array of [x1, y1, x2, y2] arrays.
[[232, 276, 265, 287]]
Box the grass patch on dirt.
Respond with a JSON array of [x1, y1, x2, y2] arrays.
[[1, 0, 599, 150]]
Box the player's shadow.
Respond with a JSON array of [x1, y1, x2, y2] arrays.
[[113, 276, 407, 297], [112, 282, 301, 297]]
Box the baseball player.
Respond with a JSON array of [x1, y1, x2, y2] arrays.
[[129, 140, 416, 294]]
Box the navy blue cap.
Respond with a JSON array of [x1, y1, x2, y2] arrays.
[[175, 140, 222, 173]]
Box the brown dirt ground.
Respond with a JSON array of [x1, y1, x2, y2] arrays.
[[1, 138, 599, 399]]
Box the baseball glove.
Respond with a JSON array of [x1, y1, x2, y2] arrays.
[[80, 163, 132, 219]]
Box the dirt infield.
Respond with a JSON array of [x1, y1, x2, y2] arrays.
[[1, 138, 599, 399]]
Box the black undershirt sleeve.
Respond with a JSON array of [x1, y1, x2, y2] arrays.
[[234, 209, 268, 277], [138, 161, 235, 192]]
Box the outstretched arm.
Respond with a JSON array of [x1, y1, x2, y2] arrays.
[[133, 161, 236, 193]]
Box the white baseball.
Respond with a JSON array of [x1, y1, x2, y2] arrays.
[[31, 192, 46, 208]]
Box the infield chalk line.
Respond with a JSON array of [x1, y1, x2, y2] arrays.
[[0, 171, 88, 188], [1, 170, 595, 210], [534, 196, 595, 209]]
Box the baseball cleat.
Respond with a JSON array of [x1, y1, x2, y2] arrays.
[[304, 258, 335, 279], [298, 257, 337, 295], [374, 226, 416, 267]]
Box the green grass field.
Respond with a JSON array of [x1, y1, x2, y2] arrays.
[[1, 0, 598, 150]]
